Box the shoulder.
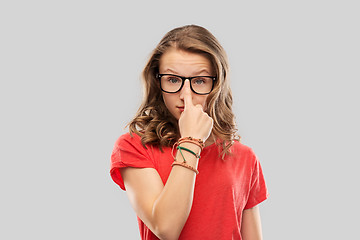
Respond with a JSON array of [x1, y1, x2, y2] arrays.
[[231, 140, 256, 157], [230, 141, 259, 166], [114, 132, 143, 149], [112, 132, 164, 159], [116, 132, 141, 143]]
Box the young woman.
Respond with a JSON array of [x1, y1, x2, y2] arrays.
[[110, 25, 268, 240]]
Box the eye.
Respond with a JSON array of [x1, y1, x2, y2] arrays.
[[192, 77, 206, 85], [169, 77, 181, 84], [164, 75, 182, 84]]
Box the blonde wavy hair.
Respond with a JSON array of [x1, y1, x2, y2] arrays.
[[128, 25, 240, 158]]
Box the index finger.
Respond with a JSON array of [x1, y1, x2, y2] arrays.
[[183, 80, 194, 109]]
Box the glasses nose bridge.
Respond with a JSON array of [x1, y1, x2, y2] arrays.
[[180, 77, 193, 92], [182, 76, 191, 83]]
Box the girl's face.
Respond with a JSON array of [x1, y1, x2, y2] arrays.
[[159, 48, 214, 120]]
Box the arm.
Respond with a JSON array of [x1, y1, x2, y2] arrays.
[[121, 143, 200, 240], [240, 206, 263, 240], [121, 80, 213, 240]]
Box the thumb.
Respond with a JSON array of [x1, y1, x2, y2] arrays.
[[183, 80, 194, 109]]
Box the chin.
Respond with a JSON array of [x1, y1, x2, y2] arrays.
[[166, 110, 179, 121], [172, 112, 181, 120]]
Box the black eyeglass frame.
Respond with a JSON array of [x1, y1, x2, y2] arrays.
[[156, 73, 216, 95]]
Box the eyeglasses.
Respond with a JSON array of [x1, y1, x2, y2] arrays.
[[157, 74, 216, 95]]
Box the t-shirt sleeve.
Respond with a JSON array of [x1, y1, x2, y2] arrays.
[[244, 151, 269, 209], [110, 133, 155, 191]]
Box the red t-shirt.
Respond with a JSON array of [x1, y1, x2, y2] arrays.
[[110, 133, 268, 240]]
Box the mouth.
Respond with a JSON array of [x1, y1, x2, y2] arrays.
[[177, 106, 184, 112]]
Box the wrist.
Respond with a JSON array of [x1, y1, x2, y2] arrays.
[[178, 142, 201, 155], [178, 136, 205, 150], [174, 142, 200, 169]]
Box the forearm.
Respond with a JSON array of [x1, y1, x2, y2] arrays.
[[151, 143, 200, 239]]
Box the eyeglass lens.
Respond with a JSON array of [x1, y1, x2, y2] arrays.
[[160, 75, 213, 94]]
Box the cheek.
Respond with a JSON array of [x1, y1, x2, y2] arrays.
[[162, 93, 175, 109], [195, 96, 208, 110]]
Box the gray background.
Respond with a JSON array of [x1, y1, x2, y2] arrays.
[[1, 0, 359, 239]]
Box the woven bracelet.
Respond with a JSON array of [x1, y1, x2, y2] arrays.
[[177, 146, 201, 159], [178, 140, 204, 151], [172, 161, 199, 174], [178, 137, 205, 150]]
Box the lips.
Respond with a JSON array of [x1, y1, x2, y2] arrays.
[[177, 106, 184, 112]]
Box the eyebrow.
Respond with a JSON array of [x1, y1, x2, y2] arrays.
[[162, 68, 213, 76]]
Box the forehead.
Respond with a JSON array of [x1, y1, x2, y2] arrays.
[[159, 48, 213, 75]]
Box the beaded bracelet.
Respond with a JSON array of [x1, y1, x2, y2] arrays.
[[171, 138, 202, 160], [178, 136, 205, 150], [170, 141, 200, 174], [172, 161, 199, 175]]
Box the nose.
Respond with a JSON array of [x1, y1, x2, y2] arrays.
[[179, 79, 191, 99]]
